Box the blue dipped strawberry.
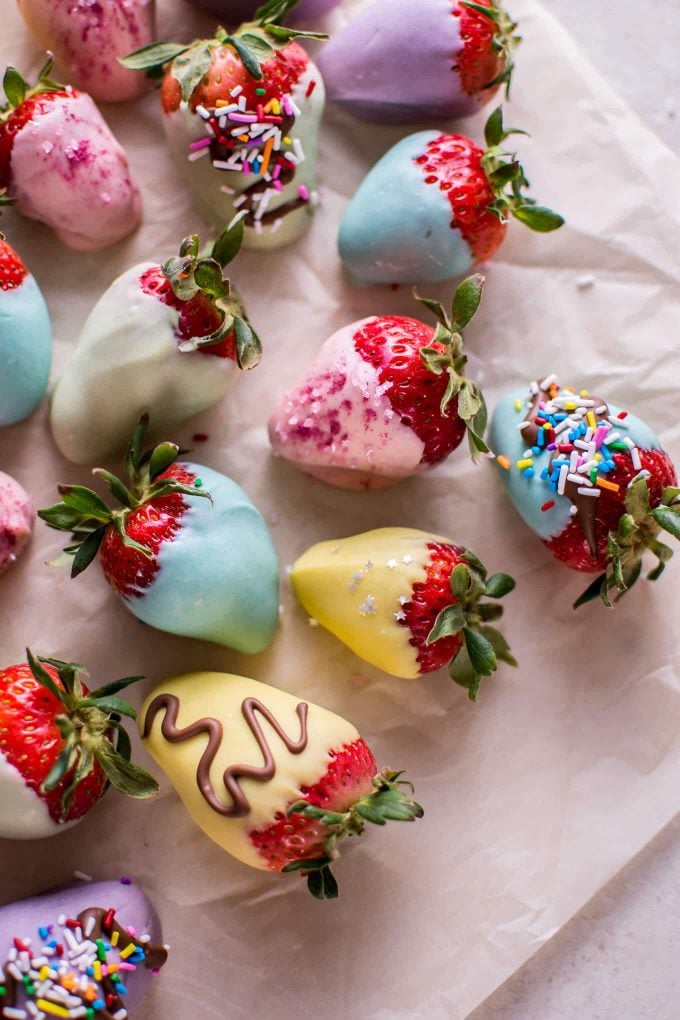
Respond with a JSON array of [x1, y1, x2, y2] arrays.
[[319, 0, 519, 124], [38, 417, 280, 652], [338, 108, 563, 286], [490, 375, 680, 607], [0, 231, 52, 426]]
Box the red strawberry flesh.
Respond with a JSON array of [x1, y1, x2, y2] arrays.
[[0, 90, 72, 188], [353, 316, 467, 465], [249, 738, 377, 871], [453, 0, 506, 98], [0, 662, 106, 824], [398, 541, 467, 674], [0, 238, 28, 290], [140, 266, 235, 359], [99, 464, 196, 598], [415, 134, 506, 262]]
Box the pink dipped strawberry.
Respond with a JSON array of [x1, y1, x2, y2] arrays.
[[0, 651, 157, 840], [120, 0, 326, 248], [319, 0, 520, 124], [339, 107, 563, 285], [269, 275, 490, 489], [17, 0, 156, 102], [39, 417, 280, 653], [0, 56, 141, 250], [291, 528, 517, 699], [490, 376, 680, 606], [49, 221, 261, 464], [141, 670, 424, 898]]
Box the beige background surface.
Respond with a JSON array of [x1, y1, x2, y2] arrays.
[[0, 1, 678, 1018]]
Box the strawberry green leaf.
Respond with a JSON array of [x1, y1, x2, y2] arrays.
[[26, 649, 65, 703], [149, 442, 180, 480], [451, 274, 485, 330], [647, 560, 667, 582], [113, 723, 133, 763], [478, 602, 504, 621], [573, 572, 608, 609], [227, 35, 263, 80], [450, 562, 470, 599], [81, 696, 138, 719], [625, 476, 650, 521], [662, 486, 680, 505], [88, 675, 145, 699], [254, 0, 302, 23], [211, 216, 245, 268], [92, 469, 137, 509], [426, 603, 466, 644], [118, 41, 190, 71], [233, 316, 263, 370], [172, 43, 214, 102], [264, 25, 329, 43], [94, 744, 159, 799], [237, 32, 276, 61], [194, 258, 230, 299], [651, 505, 680, 539], [38, 503, 89, 531], [477, 625, 517, 667], [484, 105, 504, 147], [71, 527, 107, 578], [512, 204, 564, 232], [57, 485, 111, 521], [3, 66, 26, 108], [125, 414, 149, 476], [179, 234, 200, 258], [112, 515, 153, 559], [484, 573, 516, 599], [413, 291, 450, 328], [42, 740, 78, 794], [307, 866, 339, 900], [457, 381, 483, 423], [463, 626, 497, 678], [448, 644, 481, 701]]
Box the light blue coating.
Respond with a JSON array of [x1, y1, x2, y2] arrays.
[[490, 386, 664, 541], [128, 464, 280, 653], [0, 275, 52, 426], [338, 131, 474, 285]]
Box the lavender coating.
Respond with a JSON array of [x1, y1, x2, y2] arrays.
[[189, 0, 341, 21], [318, 0, 481, 123]]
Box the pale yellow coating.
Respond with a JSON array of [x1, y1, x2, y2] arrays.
[[140, 673, 359, 870], [291, 527, 451, 679]]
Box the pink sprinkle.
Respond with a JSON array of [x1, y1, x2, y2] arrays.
[[272, 164, 281, 180], [119, 963, 137, 972], [298, 184, 310, 201], [256, 104, 264, 120], [243, 162, 251, 174], [594, 425, 609, 448], [230, 112, 257, 123], [126, 926, 138, 937], [273, 179, 284, 192], [189, 137, 212, 151], [282, 95, 293, 116]]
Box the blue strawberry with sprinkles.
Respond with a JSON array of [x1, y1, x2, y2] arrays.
[[490, 375, 679, 607]]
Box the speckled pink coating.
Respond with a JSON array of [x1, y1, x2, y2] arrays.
[[9, 91, 141, 251], [17, 0, 155, 102], [0, 471, 34, 575], [268, 319, 426, 489]]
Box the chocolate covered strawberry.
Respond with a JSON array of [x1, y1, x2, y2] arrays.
[[490, 375, 680, 606], [291, 527, 516, 699], [121, 0, 326, 249], [17, 0, 156, 102], [39, 418, 280, 652], [0, 651, 157, 840], [0, 232, 52, 426], [0, 57, 141, 250], [319, 0, 519, 124], [269, 275, 490, 489], [339, 107, 563, 285], [141, 670, 423, 898], [50, 222, 260, 464]]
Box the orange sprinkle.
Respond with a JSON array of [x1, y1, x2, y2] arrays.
[[496, 455, 511, 470], [238, 133, 249, 143], [260, 136, 274, 176], [596, 477, 620, 493], [215, 99, 230, 107]]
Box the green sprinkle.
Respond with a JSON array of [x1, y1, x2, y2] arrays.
[[96, 937, 107, 961], [590, 467, 598, 484], [609, 441, 628, 451], [0, 985, 6, 996], [87, 1010, 95, 1020], [255, 87, 266, 94], [194, 478, 203, 488]]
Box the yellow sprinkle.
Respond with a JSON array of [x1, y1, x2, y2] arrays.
[[595, 452, 602, 461], [497, 455, 511, 470], [514, 399, 522, 411], [39, 966, 50, 981], [565, 401, 577, 410], [120, 943, 136, 960], [36, 1002, 70, 1018], [283, 135, 292, 144], [580, 389, 589, 397], [587, 411, 597, 428], [215, 99, 230, 107], [93, 961, 102, 982], [516, 458, 533, 469], [596, 477, 621, 493], [271, 98, 280, 114], [542, 422, 552, 430], [112, 931, 120, 947]]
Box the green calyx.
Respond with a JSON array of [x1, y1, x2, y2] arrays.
[[574, 479, 680, 609], [426, 551, 517, 701], [37, 416, 212, 578], [0, 188, 14, 208], [460, 1, 521, 95], [162, 222, 262, 364], [1, 54, 65, 122], [480, 107, 564, 233], [119, 0, 327, 102], [415, 274, 490, 460], [281, 769, 424, 900], [26, 649, 158, 814]]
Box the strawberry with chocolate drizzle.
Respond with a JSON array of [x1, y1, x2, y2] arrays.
[[141, 670, 424, 898], [490, 375, 680, 607], [121, 0, 326, 249], [0, 56, 141, 250], [39, 417, 280, 652], [339, 107, 563, 285], [319, 0, 520, 124], [0, 651, 157, 840], [291, 528, 517, 699], [269, 275, 491, 488], [50, 220, 260, 465]]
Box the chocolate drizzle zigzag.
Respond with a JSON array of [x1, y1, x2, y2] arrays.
[[142, 694, 309, 818]]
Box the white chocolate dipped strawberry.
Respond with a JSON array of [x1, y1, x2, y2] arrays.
[[121, 0, 326, 249], [50, 222, 260, 465], [0, 57, 141, 251], [291, 528, 516, 699], [141, 671, 423, 898], [268, 276, 490, 489], [17, 0, 156, 102]]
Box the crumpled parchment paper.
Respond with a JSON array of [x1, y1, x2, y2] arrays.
[[1, 1, 679, 1017]]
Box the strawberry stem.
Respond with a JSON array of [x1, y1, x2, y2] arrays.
[[1, 54, 66, 122]]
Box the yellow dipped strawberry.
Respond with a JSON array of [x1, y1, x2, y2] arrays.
[[291, 527, 517, 699], [140, 672, 423, 899]]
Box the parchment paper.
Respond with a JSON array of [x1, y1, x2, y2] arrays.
[[1, 2, 679, 1017]]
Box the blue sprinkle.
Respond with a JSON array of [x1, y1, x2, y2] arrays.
[[537, 431, 545, 448], [523, 467, 535, 479], [93, 1000, 106, 1012], [532, 446, 541, 455], [38, 926, 49, 940], [86, 966, 94, 977], [554, 413, 567, 421], [117, 985, 129, 996], [540, 468, 549, 480], [46, 939, 58, 949]]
